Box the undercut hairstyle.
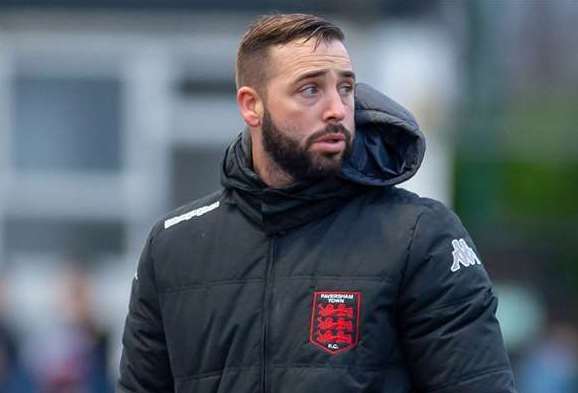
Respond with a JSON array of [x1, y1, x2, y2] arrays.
[[235, 13, 345, 93]]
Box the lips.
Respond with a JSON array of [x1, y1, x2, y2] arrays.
[[310, 133, 347, 154], [314, 133, 346, 144]]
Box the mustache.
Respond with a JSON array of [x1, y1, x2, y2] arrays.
[[305, 123, 352, 149]]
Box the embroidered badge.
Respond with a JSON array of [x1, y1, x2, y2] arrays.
[[309, 291, 361, 354], [450, 238, 482, 272]]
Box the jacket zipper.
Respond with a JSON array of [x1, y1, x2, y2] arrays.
[[262, 236, 277, 393]]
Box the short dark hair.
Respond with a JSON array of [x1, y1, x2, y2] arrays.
[[235, 13, 345, 92]]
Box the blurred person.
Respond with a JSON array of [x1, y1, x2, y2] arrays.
[[24, 267, 112, 393], [517, 321, 578, 393], [0, 320, 18, 390], [0, 279, 18, 388], [119, 13, 516, 393], [0, 279, 34, 392]]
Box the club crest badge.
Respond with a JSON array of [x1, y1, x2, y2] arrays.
[[309, 291, 361, 354]]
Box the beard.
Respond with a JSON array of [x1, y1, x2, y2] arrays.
[[261, 109, 353, 183]]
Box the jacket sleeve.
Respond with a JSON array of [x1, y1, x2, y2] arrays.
[[118, 227, 174, 393], [397, 201, 516, 393]]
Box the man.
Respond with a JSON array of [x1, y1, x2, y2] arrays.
[[118, 14, 516, 393]]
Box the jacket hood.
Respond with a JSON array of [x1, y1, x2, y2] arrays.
[[220, 83, 425, 233], [341, 83, 425, 186]]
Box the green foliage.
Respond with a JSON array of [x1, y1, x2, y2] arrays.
[[454, 92, 578, 292], [502, 161, 578, 219]]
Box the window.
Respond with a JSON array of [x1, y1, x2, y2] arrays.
[[171, 145, 226, 208], [3, 218, 125, 259], [11, 76, 122, 172]]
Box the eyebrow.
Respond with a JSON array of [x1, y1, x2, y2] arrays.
[[293, 69, 356, 84]]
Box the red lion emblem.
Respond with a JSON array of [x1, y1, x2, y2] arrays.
[[309, 291, 361, 354]]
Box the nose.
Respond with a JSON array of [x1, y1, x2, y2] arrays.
[[322, 90, 347, 123]]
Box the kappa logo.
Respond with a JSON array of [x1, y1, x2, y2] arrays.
[[450, 238, 481, 272], [309, 291, 361, 354]]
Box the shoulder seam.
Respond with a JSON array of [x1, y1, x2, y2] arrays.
[[397, 205, 428, 300], [155, 189, 225, 233], [163, 200, 221, 229]]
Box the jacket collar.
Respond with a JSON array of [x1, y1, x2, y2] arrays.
[[221, 131, 362, 235]]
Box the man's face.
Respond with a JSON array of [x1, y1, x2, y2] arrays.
[[260, 38, 356, 181]]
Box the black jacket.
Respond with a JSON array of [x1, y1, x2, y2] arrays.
[[118, 84, 516, 393]]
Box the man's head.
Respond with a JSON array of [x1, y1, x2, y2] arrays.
[[235, 14, 356, 187]]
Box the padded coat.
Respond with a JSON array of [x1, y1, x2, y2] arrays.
[[118, 84, 516, 393]]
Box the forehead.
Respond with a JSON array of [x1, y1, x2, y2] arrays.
[[267, 39, 353, 82]]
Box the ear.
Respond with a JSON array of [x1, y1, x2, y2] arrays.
[[237, 86, 264, 128]]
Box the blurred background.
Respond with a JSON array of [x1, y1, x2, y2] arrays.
[[0, 0, 576, 391]]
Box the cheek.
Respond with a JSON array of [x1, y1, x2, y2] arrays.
[[274, 114, 310, 143], [279, 109, 316, 133]]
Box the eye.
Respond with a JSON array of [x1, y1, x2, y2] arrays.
[[300, 85, 319, 98], [339, 83, 354, 96]]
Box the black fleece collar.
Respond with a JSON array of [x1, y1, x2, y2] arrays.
[[221, 131, 362, 235]]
